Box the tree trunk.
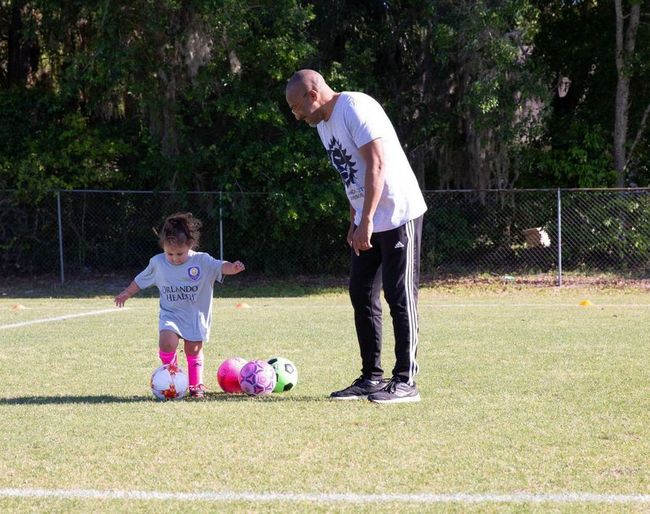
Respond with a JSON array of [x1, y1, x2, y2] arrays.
[[613, 0, 641, 187], [7, 1, 26, 86]]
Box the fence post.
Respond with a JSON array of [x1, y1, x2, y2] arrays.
[[557, 188, 563, 287], [219, 191, 224, 261], [57, 191, 65, 284]]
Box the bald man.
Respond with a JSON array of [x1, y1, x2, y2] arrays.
[[286, 69, 427, 404]]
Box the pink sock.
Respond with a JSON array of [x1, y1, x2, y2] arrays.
[[186, 351, 204, 387], [159, 350, 177, 366]]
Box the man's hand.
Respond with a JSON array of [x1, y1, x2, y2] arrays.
[[351, 219, 373, 256]]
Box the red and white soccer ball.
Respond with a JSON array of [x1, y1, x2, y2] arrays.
[[238, 359, 276, 396], [150, 363, 189, 400], [217, 356, 248, 393]]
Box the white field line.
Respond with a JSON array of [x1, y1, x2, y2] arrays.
[[425, 303, 650, 308], [0, 488, 649, 504], [0, 308, 127, 330]]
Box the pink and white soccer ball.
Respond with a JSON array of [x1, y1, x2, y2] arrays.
[[217, 356, 248, 393], [150, 363, 189, 400], [238, 359, 277, 396]]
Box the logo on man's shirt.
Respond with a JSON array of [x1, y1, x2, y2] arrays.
[[187, 266, 200, 281], [327, 137, 358, 187]]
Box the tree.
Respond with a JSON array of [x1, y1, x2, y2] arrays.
[[530, 0, 650, 188], [614, 0, 648, 186], [3, 0, 649, 193], [308, 0, 548, 190], [0, 0, 320, 192]]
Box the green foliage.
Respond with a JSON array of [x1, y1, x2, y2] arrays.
[[0, 88, 135, 195], [520, 122, 617, 188], [1, 0, 649, 214], [560, 191, 650, 270], [530, 0, 650, 187]]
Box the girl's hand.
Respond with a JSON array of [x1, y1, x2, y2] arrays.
[[114, 292, 129, 307], [224, 260, 245, 275], [231, 261, 245, 274], [114, 281, 139, 307]]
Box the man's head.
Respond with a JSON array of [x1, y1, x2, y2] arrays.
[[285, 69, 335, 127]]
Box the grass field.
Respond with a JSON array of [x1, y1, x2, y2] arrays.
[[0, 283, 649, 513]]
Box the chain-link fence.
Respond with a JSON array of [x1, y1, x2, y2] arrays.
[[2, 189, 649, 285]]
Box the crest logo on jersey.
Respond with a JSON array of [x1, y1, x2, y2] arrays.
[[187, 266, 200, 281], [327, 137, 357, 187]]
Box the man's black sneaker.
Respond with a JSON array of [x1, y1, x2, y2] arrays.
[[368, 379, 421, 404], [330, 376, 387, 400]]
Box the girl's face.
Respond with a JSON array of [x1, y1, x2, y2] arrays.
[[163, 241, 192, 266]]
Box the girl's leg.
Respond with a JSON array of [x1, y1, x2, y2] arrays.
[[159, 330, 180, 365], [184, 340, 205, 394]]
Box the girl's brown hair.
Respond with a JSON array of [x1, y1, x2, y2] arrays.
[[158, 212, 202, 249]]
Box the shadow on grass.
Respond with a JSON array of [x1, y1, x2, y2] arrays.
[[0, 393, 326, 405], [0, 395, 153, 405], [202, 392, 327, 402]]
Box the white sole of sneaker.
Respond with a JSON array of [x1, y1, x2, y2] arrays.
[[368, 394, 421, 404], [329, 395, 368, 400]]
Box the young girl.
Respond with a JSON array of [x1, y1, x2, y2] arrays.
[[114, 212, 245, 398]]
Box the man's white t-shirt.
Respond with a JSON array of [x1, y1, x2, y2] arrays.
[[134, 250, 224, 342], [316, 92, 427, 232]]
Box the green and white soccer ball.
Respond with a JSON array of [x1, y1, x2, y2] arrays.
[[267, 357, 298, 392]]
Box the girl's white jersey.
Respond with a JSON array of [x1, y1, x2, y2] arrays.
[[134, 250, 224, 342], [316, 92, 427, 232]]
